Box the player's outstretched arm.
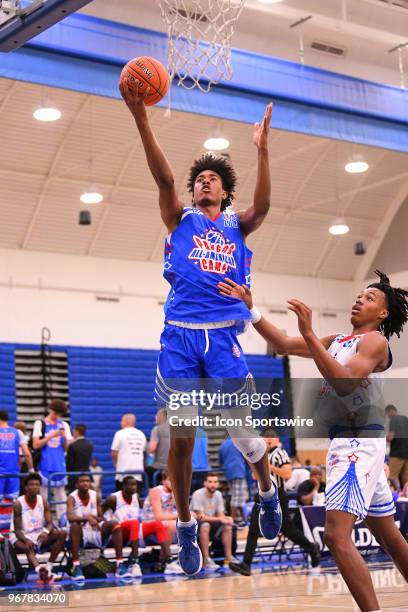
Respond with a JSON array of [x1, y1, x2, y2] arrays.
[[119, 77, 183, 232], [287, 298, 388, 394], [217, 278, 334, 356], [238, 103, 272, 236]]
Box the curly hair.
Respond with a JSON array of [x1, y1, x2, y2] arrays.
[[368, 270, 408, 339], [187, 153, 237, 211]]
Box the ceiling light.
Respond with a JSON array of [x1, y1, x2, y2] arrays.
[[204, 137, 230, 151], [80, 191, 104, 205], [329, 219, 350, 235], [33, 107, 62, 122], [345, 154, 369, 174]]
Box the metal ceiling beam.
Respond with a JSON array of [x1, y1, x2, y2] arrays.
[[21, 96, 91, 249], [339, 149, 389, 217], [86, 140, 138, 256], [245, 0, 407, 47], [297, 171, 408, 214], [354, 182, 408, 282]]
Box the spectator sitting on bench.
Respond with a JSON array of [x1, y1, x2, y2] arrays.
[[103, 475, 183, 575], [10, 473, 66, 584], [190, 473, 239, 571], [297, 467, 325, 506], [67, 474, 129, 581], [142, 470, 178, 544]]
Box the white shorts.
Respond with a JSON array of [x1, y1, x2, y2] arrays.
[[82, 526, 103, 549], [326, 437, 395, 520]]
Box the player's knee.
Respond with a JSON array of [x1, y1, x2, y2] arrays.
[[380, 532, 402, 556], [56, 530, 66, 542], [324, 527, 348, 551], [230, 436, 266, 464], [70, 522, 81, 535], [108, 520, 120, 532], [323, 528, 338, 551]]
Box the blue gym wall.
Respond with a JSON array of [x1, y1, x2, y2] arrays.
[[1, 13, 407, 152], [0, 342, 285, 496]]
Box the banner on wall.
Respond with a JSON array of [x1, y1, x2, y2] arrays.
[[300, 501, 408, 552]]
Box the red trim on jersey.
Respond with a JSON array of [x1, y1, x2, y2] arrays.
[[24, 495, 37, 510], [78, 493, 90, 507], [339, 331, 379, 344], [120, 491, 133, 506], [339, 334, 360, 343], [213, 211, 222, 222]]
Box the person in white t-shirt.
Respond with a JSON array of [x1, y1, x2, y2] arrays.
[[284, 465, 311, 494], [111, 414, 146, 492]]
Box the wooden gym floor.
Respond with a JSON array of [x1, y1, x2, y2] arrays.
[[1, 559, 406, 612]]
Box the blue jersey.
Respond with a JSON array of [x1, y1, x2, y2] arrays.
[[163, 207, 252, 323], [0, 426, 20, 473], [39, 419, 67, 486]]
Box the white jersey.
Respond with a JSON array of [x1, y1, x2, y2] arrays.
[[107, 491, 140, 523], [324, 332, 395, 520], [316, 332, 391, 439], [10, 495, 45, 544], [142, 485, 175, 521], [69, 489, 98, 529]]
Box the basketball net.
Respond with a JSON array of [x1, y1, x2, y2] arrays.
[[157, 0, 245, 94]]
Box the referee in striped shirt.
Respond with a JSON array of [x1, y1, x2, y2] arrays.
[[230, 429, 320, 576]]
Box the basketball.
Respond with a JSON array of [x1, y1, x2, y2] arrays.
[[120, 56, 170, 106]]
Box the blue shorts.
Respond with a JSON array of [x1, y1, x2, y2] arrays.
[[155, 324, 253, 407], [0, 476, 19, 499]]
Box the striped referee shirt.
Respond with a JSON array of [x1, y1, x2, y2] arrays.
[[268, 446, 291, 490]]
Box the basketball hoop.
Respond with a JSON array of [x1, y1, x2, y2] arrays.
[[157, 0, 245, 93]]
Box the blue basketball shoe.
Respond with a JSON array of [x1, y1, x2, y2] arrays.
[[176, 519, 203, 576], [258, 482, 282, 539]]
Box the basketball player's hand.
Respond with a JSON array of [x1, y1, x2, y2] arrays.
[[119, 76, 149, 120], [253, 103, 272, 151], [218, 278, 253, 309], [287, 299, 314, 338], [87, 515, 99, 529], [222, 516, 234, 525], [37, 532, 48, 545]]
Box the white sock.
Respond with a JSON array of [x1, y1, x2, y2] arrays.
[[46, 561, 53, 573], [178, 518, 195, 528], [259, 479, 277, 500]]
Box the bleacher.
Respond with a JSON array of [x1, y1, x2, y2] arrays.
[[0, 341, 287, 496], [0, 341, 294, 580]]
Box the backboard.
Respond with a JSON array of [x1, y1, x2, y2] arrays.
[[0, 0, 94, 52]]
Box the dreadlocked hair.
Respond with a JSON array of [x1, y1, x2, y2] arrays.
[[187, 153, 237, 211], [368, 269, 408, 339]]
